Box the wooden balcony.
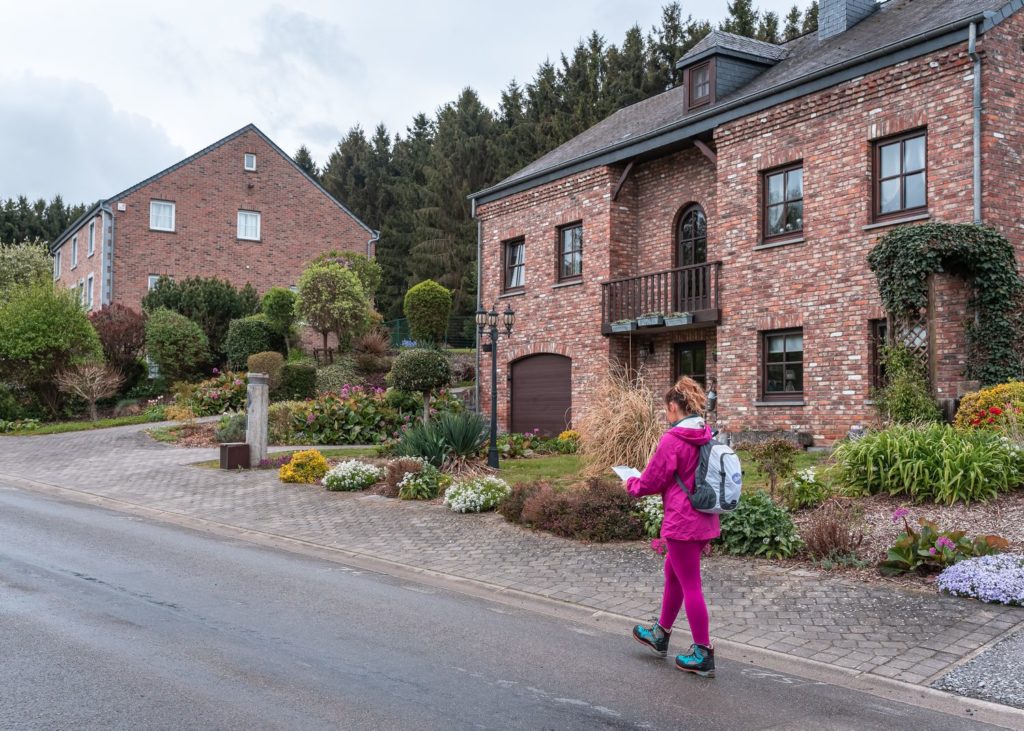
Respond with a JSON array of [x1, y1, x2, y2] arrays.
[[601, 261, 721, 336]]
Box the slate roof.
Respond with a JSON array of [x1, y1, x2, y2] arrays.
[[677, 30, 791, 65], [476, 0, 1016, 202]]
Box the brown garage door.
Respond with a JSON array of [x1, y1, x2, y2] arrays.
[[510, 354, 571, 436]]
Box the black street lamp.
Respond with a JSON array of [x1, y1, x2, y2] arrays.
[[477, 303, 515, 469]]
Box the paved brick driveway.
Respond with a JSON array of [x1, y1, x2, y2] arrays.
[[2, 423, 1022, 688]]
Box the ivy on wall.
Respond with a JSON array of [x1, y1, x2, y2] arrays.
[[867, 223, 1023, 386]]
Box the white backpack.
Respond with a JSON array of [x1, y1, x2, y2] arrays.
[[675, 439, 743, 514]]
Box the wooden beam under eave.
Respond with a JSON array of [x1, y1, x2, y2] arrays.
[[694, 140, 717, 166], [612, 159, 637, 201]]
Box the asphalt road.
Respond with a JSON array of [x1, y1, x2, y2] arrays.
[[0, 483, 1003, 730]]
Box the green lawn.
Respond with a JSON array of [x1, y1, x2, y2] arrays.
[[191, 445, 378, 469], [2, 413, 166, 437], [490, 449, 828, 491]]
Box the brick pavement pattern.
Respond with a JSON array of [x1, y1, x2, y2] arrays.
[[2, 424, 1022, 686]]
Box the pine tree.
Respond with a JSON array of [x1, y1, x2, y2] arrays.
[[321, 126, 375, 224], [605, 26, 648, 110], [802, 1, 819, 34], [757, 11, 781, 44], [645, 3, 709, 94], [783, 5, 803, 40], [293, 145, 319, 180], [721, 0, 759, 38]]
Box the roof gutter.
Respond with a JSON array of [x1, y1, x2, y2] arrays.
[[472, 12, 990, 205]]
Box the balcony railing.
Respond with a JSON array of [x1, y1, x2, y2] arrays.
[[601, 261, 721, 334]]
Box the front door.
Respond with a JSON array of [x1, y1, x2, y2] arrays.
[[673, 342, 707, 388]]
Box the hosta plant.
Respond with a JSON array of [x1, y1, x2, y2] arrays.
[[936, 553, 1024, 606], [279, 449, 329, 484], [717, 491, 802, 559], [443, 476, 511, 513], [878, 509, 1009, 576], [323, 460, 383, 492]]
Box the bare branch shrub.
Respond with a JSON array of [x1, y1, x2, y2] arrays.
[[55, 363, 124, 421]]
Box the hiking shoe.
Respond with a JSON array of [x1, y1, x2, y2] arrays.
[[675, 644, 715, 677], [632, 622, 670, 657]]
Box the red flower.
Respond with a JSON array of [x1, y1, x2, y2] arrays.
[[970, 418, 981, 426], [987, 417, 995, 424], [989, 406, 1003, 416]]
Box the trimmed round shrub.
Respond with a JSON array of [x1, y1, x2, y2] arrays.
[[226, 315, 281, 370], [279, 449, 329, 484], [323, 460, 384, 491], [145, 308, 209, 383], [316, 357, 361, 394], [278, 363, 317, 400], [247, 351, 285, 389], [937, 553, 1024, 606], [717, 491, 802, 559], [388, 348, 451, 397], [444, 476, 511, 513], [833, 424, 1024, 505], [397, 462, 445, 500], [403, 279, 452, 343], [955, 380, 1024, 429]]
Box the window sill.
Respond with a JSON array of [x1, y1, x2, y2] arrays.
[[499, 290, 525, 299], [553, 279, 584, 289], [754, 236, 804, 250], [87, 252, 95, 258], [237, 238, 262, 243], [753, 400, 806, 407], [862, 212, 930, 231], [149, 228, 176, 233]]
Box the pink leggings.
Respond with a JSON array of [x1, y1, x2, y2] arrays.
[[658, 538, 710, 646]]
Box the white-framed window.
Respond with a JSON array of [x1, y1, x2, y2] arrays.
[[148, 274, 162, 291], [86, 274, 94, 310], [71, 235, 78, 268], [146, 355, 160, 379], [88, 221, 96, 256], [150, 200, 175, 232], [237, 210, 261, 241], [53, 250, 61, 279], [244, 153, 257, 171], [77, 279, 85, 306]]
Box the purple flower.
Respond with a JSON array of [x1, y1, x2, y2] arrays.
[[891, 508, 910, 523], [929, 547, 937, 555], [937, 536, 956, 551], [937, 553, 1024, 606], [212, 368, 220, 375], [233, 379, 243, 386], [306, 412, 316, 424]]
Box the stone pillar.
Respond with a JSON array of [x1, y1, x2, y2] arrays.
[[246, 373, 269, 466]]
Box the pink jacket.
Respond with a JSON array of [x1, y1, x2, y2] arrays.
[[626, 416, 720, 542]]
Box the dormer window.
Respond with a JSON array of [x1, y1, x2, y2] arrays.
[[691, 63, 711, 104]]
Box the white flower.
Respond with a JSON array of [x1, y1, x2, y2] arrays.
[[323, 460, 383, 492], [444, 476, 511, 513]]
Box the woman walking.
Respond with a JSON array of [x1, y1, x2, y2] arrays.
[[625, 376, 718, 677]]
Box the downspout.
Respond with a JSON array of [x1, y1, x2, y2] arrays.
[[472, 197, 481, 415], [968, 22, 982, 224], [100, 202, 114, 306], [367, 230, 380, 258]]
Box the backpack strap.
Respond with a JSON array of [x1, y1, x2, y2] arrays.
[[674, 472, 692, 495]]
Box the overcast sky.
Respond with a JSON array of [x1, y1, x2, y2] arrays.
[[0, 0, 800, 203]]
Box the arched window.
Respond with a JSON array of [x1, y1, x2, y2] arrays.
[[676, 205, 707, 267]]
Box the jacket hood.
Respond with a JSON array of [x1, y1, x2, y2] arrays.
[[667, 416, 713, 446]]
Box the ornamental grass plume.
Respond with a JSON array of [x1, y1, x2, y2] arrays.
[[577, 362, 663, 477]]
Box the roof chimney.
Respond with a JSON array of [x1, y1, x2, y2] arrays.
[[819, 0, 877, 41]]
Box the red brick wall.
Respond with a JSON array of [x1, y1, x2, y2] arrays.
[[108, 128, 373, 311], [54, 212, 104, 313], [479, 27, 1024, 443], [981, 10, 1024, 267]]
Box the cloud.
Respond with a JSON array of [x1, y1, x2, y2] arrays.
[[0, 74, 186, 203]]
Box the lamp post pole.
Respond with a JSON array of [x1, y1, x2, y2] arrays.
[[477, 304, 515, 470]]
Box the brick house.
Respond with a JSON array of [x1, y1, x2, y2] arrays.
[[50, 124, 377, 317], [472, 0, 1024, 444]]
